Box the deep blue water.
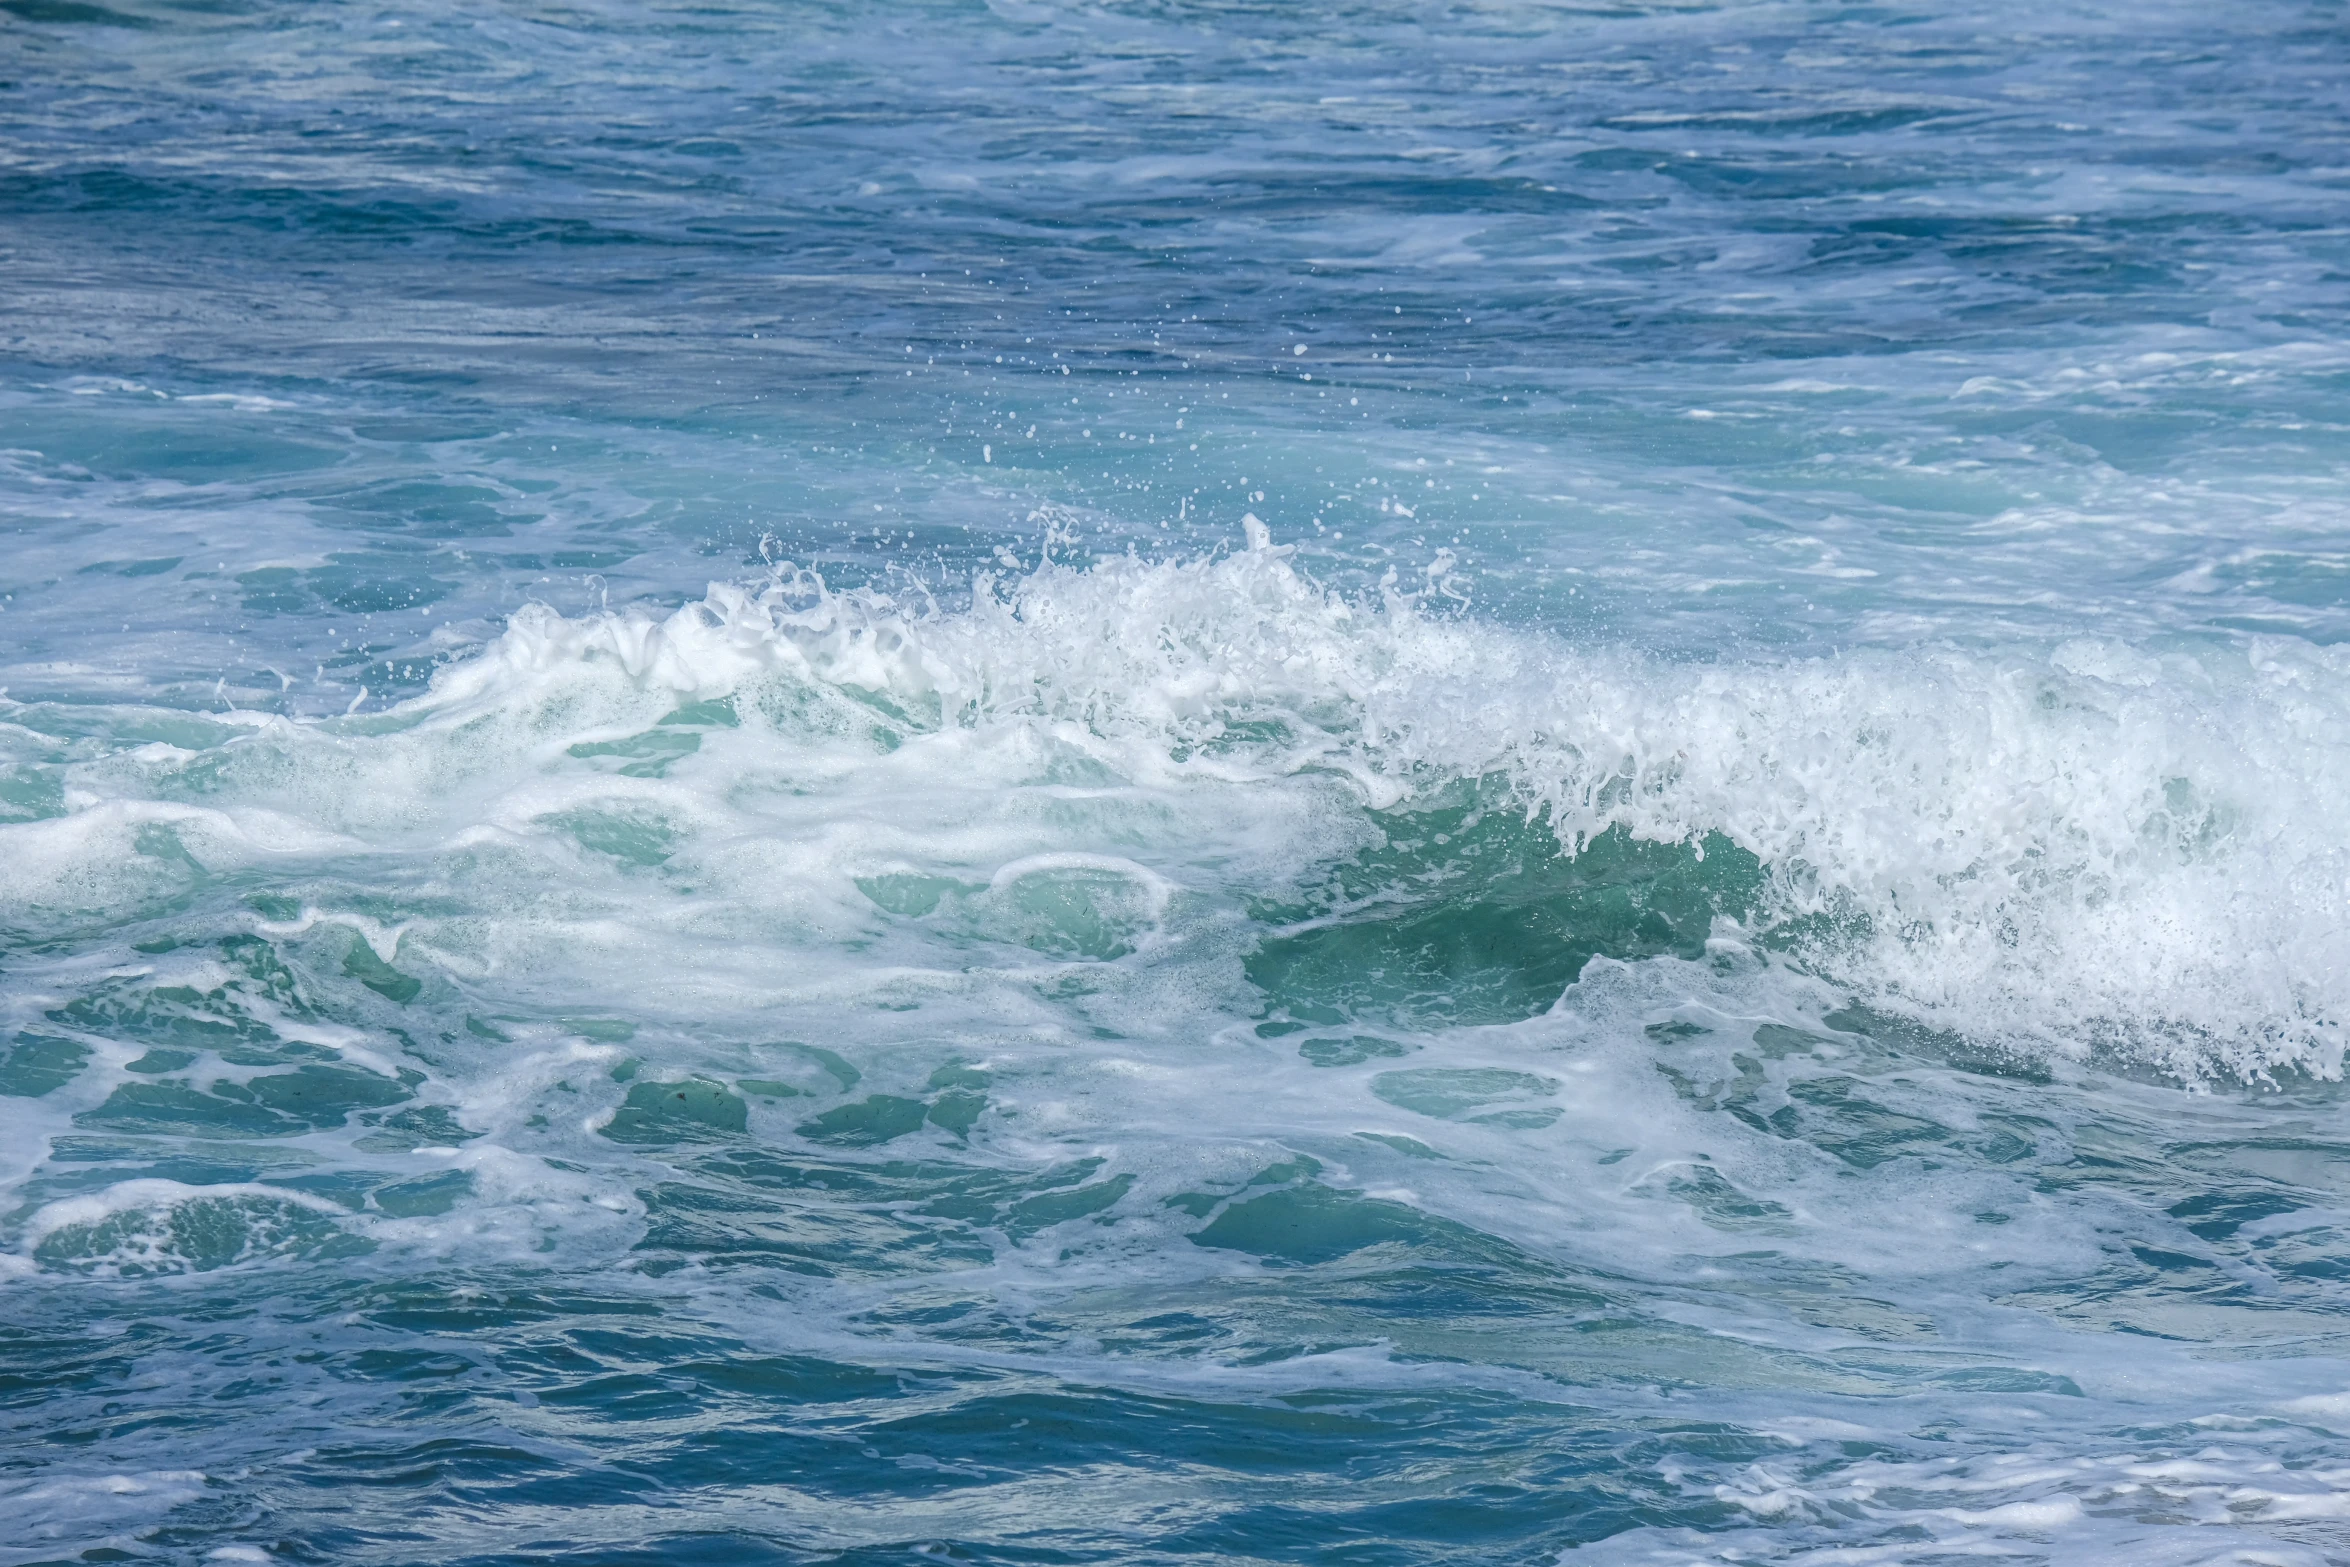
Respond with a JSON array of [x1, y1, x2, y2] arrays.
[[6, 2, 2350, 1563]]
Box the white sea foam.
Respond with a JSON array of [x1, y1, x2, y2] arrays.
[[9, 546, 2344, 1079], [0, 798, 359, 916], [21, 1180, 350, 1277], [384, 551, 2350, 1078]]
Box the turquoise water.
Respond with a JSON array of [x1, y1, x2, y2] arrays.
[[6, 2, 2350, 1561]]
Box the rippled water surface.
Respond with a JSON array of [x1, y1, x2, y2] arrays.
[[6, 2, 2350, 1563]]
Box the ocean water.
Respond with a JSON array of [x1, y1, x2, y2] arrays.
[[5, 1, 2350, 1561]]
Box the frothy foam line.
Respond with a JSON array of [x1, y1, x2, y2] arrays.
[[427, 551, 2350, 1075], [15, 544, 2350, 1078]]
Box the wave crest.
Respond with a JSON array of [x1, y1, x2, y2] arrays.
[[30, 544, 2350, 1080]]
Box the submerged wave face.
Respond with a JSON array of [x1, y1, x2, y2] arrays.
[[8, 0, 2350, 1563]]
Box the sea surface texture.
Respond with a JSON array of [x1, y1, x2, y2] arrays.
[[6, 2, 2350, 1562]]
